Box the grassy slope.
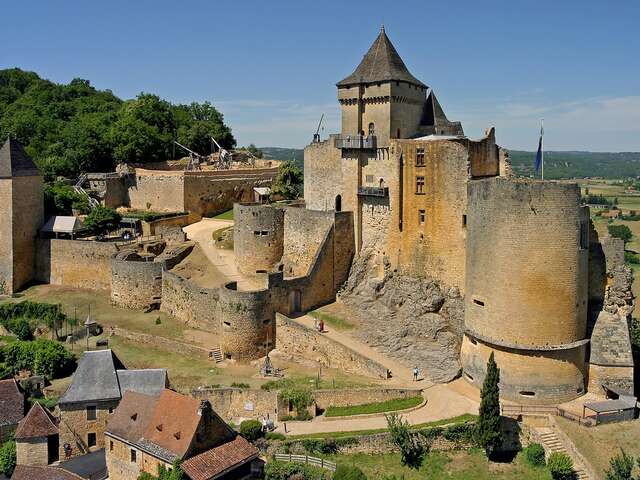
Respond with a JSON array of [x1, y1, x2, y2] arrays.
[[324, 396, 423, 417], [308, 310, 354, 331], [325, 451, 552, 480], [213, 209, 234, 220]]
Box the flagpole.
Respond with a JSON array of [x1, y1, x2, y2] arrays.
[[541, 119, 544, 181]]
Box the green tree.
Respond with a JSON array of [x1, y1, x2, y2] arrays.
[[84, 206, 121, 236], [239, 419, 263, 441], [173, 102, 235, 155], [547, 452, 574, 480], [604, 449, 634, 480], [270, 160, 303, 200], [608, 224, 633, 243], [385, 413, 425, 469], [474, 352, 502, 457], [245, 143, 264, 158], [0, 439, 16, 477]]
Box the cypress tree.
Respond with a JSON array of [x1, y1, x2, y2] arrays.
[[475, 351, 502, 457]]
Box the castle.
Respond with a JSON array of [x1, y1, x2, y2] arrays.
[[0, 27, 634, 406]]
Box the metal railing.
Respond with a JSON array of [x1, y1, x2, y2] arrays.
[[274, 454, 337, 472], [334, 134, 377, 149], [358, 186, 389, 197], [501, 404, 596, 427]]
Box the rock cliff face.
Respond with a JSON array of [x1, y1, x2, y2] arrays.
[[339, 246, 464, 383]]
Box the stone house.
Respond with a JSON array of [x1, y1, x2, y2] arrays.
[[0, 378, 25, 443], [57, 349, 168, 460], [105, 389, 260, 480], [15, 402, 60, 467]]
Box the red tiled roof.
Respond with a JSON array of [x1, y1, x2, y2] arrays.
[[15, 402, 59, 439], [182, 436, 259, 480], [143, 389, 202, 459], [105, 391, 158, 443], [11, 465, 84, 480], [0, 378, 24, 426]]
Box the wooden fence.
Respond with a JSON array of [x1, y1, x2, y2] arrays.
[[274, 453, 337, 472]]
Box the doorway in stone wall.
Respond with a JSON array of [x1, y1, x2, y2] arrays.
[[290, 290, 302, 314], [335, 195, 342, 212]]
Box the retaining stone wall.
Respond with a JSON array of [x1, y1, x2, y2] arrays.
[[160, 270, 220, 331], [191, 388, 279, 421], [313, 388, 421, 410]]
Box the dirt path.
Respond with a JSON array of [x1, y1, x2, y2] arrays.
[[183, 219, 260, 290]]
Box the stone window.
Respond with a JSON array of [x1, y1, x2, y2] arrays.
[[519, 391, 536, 397], [223, 321, 231, 328], [473, 299, 485, 307], [87, 432, 96, 448], [86, 405, 97, 421], [416, 148, 425, 166], [419, 210, 426, 225], [263, 319, 271, 325], [365, 175, 374, 183], [110, 440, 114, 452], [462, 215, 467, 228], [415, 176, 425, 194], [130, 449, 137, 463], [368, 123, 375, 136]]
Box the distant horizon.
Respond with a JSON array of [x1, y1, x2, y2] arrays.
[[2, 1, 639, 151]]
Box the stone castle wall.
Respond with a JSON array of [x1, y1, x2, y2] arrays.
[[111, 254, 164, 310], [191, 388, 279, 421], [462, 178, 589, 404], [35, 239, 118, 291], [127, 171, 185, 212], [282, 207, 335, 277], [312, 388, 420, 410], [234, 204, 285, 276], [160, 270, 220, 331], [0, 179, 13, 295]]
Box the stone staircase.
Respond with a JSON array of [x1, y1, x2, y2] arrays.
[[210, 346, 223, 363], [535, 427, 590, 480]]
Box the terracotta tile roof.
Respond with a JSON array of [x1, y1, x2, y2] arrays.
[[11, 465, 84, 480], [0, 379, 24, 426], [15, 402, 58, 439], [142, 389, 202, 459], [105, 391, 158, 443], [182, 436, 259, 480]]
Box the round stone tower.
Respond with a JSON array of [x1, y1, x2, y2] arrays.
[[233, 203, 285, 276], [460, 177, 590, 404]]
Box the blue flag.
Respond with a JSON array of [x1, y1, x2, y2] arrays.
[[534, 125, 544, 174]]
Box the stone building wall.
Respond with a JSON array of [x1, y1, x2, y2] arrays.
[[282, 207, 335, 277], [111, 255, 164, 310], [160, 271, 220, 331], [462, 178, 589, 404], [0, 179, 13, 295], [275, 314, 389, 379], [191, 388, 279, 421], [58, 400, 119, 459], [218, 282, 275, 360], [35, 239, 118, 291], [234, 204, 285, 276], [106, 435, 171, 480], [127, 170, 185, 212], [303, 141, 344, 212], [16, 437, 49, 466]]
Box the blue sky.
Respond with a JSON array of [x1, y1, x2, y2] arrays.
[[2, 0, 639, 151]]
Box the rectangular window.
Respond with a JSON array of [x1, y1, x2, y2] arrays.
[[580, 222, 588, 249], [419, 210, 426, 225], [86, 406, 97, 421], [462, 215, 467, 228], [365, 174, 374, 183], [110, 440, 114, 452], [416, 148, 425, 166], [87, 432, 96, 447], [473, 299, 485, 307], [130, 449, 137, 463], [415, 176, 425, 194]]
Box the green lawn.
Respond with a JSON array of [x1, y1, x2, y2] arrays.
[[324, 396, 423, 417], [308, 310, 354, 331], [288, 414, 477, 440], [324, 450, 552, 480], [213, 209, 234, 220]]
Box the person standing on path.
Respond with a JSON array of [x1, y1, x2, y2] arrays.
[[413, 366, 420, 381]]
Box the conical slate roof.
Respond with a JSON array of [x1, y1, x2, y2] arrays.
[[337, 26, 426, 88], [0, 137, 40, 178]]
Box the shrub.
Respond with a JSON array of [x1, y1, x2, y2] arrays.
[[0, 339, 75, 379], [265, 432, 286, 441], [239, 420, 263, 441], [265, 460, 328, 480], [624, 251, 639, 265], [231, 382, 250, 389], [84, 206, 122, 235], [608, 224, 633, 243], [8, 318, 34, 341], [0, 301, 66, 339], [0, 440, 16, 477], [442, 423, 473, 443], [302, 439, 339, 455], [523, 443, 546, 467], [547, 452, 574, 480], [604, 449, 634, 480], [155, 317, 162, 325], [386, 413, 425, 469], [333, 465, 367, 480]]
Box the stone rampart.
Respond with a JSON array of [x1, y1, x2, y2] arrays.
[[140, 212, 200, 237], [234, 204, 285, 276], [160, 270, 220, 331], [282, 207, 335, 277], [275, 314, 389, 379], [35, 238, 118, 291], [111, 253, 164, 310], [191, 388, 279, 421], [313, 388, 421, 410]]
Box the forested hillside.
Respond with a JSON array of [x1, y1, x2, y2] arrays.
[[0, 68, 235, 180], [261, 147, 640, 180]]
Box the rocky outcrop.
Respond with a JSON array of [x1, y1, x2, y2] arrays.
[[339, 247, 464, 383]]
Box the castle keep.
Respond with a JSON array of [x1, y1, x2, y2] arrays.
[[303, 27, 634, 404]]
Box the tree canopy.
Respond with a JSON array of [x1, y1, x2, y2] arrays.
[[0, 68, 236, 180], [474, 352, 502, 457]]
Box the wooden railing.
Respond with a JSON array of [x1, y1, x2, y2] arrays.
[[274, 453, 337, 472], [501, 404, 596, 427]]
